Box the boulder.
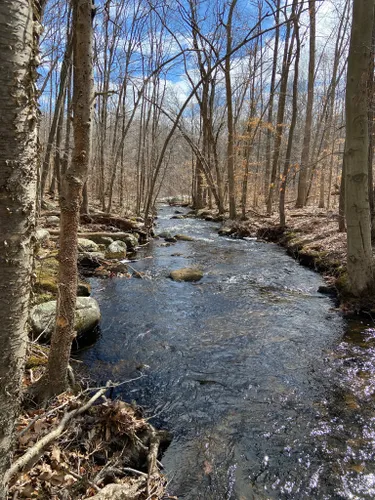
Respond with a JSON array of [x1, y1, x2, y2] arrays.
[[46, 215, 60, 226], [122, 232, 139, 250], [105, 240, 127, 259], [78, 238, 100, 252], [30, 297, 100, 342], [170, 268, 203, 282], [100, 236, 114, 246], [35, 229, 50, 246], [174, 234, 194, 241]]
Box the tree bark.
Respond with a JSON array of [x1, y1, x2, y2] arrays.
[[345, 0, 375, 298], [0, 0, 38, 495], [296, 0, 315, 208], [37, 0, 94, 398]]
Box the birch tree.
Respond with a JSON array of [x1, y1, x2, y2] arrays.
[[0, 0, 41, 494]]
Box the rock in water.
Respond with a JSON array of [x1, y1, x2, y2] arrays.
[[30, 297, 101, 342], [78, 238, 100, 252], [170, 268, 203, 282], [174, 234, 195, 241], [105, 240, 127, 259]]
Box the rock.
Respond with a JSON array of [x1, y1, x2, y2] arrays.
[[165, 236, 177, 243], [46, 216, 60, 226], [205, 215, 215, 221], [30, 297, 100, 342], [158, 231, 172, 239], [105, 240, 127, 259], [122, 232, 139, 250], [77, 282, 91, 296], [174, 234, 194, 241], [35, 228, 50, 246], [78, 252, 105, 271], [174, 210, 183, 214], [100, 236, 114, 246], [78, 238, 100, 252], [170, 268, 203, 282], [171, 215, 185, 220], [318, 285, 337, 296]]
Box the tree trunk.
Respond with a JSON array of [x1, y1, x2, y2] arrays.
[[345, 0, 375, 298], [0, 0, 38, 495], [296, 0, 315, 208], [224, 0, 238, 219], [37, 0, 93, 398]]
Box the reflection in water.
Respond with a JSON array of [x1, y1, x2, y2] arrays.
[[77, 205, 375, 499]]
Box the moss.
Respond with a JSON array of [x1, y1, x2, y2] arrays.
[[34, 293, 53, 305], [25, 355, 48, 369]]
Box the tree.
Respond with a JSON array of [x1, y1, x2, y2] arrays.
[[0, 0, 41, 495], [295, 0, 315, 208], [35, 0, 94, 399], [345, 0, 375, 299]]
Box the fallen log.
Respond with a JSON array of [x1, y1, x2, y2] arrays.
[[80, 214, 141, 232]]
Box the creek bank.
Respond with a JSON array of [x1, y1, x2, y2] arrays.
[[9, 343, 170, 500]]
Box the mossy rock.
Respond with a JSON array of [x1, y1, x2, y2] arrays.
[[170, 268, 203, 282]]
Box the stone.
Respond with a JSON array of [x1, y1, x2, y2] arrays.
[[170, 268, 203, 282], [174, 234, 194, 241], [77, 281, 91, 296], [46, 216, 60, 226], [35, 228, 50, 246], [122, 232, 139, 250], [78, 238, 100, 252], [105, 240, 127, 259], [30, 297, 101, 342]]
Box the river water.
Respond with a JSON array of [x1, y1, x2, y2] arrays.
[[77, 205, 375, 499]]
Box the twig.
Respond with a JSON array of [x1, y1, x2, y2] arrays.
[[5, 385, 109, 484], [147, 428, 160, 496], [67, 468, 100, 491]]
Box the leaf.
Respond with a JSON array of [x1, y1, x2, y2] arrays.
[[51, 446, 61, 463]]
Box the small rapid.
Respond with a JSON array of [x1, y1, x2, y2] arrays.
[[77, 205, 375, 499]]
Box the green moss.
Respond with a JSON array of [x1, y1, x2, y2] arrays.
[[25, 355, 48, 369], [34, 293, 54, 305]]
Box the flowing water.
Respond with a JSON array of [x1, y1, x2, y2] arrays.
[[77, 205, 375, 499]]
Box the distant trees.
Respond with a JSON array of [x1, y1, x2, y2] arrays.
[[0, 0, 41, 495]]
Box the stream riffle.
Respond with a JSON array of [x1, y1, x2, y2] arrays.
[[77, 205, 375, 499]]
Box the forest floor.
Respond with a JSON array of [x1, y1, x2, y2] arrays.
[[9, 343, 171, 499]]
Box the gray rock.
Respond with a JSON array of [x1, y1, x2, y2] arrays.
[[105, 240, 127, 259], [174, 234, 194, 241], [100, 236, 114, 246], [122, 232, 139, 250], [78, 238, 100, 252], [46, 216, 60, 226], [35, 228, 50, 246], [30, 297, 100, 341], [170, 268, 203, 282]]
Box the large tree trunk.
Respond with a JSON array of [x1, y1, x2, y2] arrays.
[[37, 0, 93, 399], [0, 0, 39, 495], [345, 0, 375, 298]]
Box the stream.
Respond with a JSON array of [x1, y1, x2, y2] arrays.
[[77, 205, 375, 499]]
